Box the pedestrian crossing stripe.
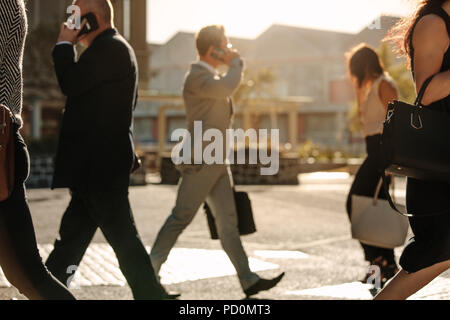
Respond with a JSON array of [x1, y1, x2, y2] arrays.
[[285, 277, 450, 300], [3, 244, 450, 300], [254, 250, 309, 260], [0, 244, 280, 289]]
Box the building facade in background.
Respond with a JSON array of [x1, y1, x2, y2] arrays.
[[21, 2, 404, 154], [22, 0, 150, 140], [143, 16, 402, 151]]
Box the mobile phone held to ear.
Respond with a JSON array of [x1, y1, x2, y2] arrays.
[[210, 47, 226, 62], [78, 13, 99, 37]]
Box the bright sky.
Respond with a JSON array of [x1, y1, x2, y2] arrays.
[[147, 0, 416, 44]]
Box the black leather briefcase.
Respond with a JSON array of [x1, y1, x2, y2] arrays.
[[204, 190, 257, 240]]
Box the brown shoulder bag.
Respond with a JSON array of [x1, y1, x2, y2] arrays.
[[0, 104, 15, 202]]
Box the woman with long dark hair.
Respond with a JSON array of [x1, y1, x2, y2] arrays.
[[0, 0, 75, 300], [346, 43, 400, 288], [376, 0, 450, 300]]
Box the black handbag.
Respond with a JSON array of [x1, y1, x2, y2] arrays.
[[204, 190, 257, 240], [380, 75, 450, 181], [381, 75, 450, 217]]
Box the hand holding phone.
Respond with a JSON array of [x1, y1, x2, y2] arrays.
[[210, 46, 240, 65], [78, 13, 99, 37], [57, 20, 87, 45]]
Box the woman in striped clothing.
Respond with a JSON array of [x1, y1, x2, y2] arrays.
[[0, 0, 75, 300]]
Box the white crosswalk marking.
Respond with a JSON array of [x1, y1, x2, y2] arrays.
[[286, 282, 375, 300], [285, 277, 450, 300], [2, 241, 449, 300], [159, 248, 279, 285], [254, 250, 309, 260], [0, 244, 279, 288]]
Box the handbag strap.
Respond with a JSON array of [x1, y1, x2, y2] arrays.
[[373, 175, 396, 206], [414, 75, 435, 106], [372, 179, 383, 206], [381, 173, 450, 218], [0, 104, 18, 126]]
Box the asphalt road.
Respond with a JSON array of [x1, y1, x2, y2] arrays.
[[2, 172, 449, 301]]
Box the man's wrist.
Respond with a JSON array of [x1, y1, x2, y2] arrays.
[[56, 41, 74, 46]]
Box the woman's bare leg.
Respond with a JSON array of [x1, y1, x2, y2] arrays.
[[375, 260, 450, 300]]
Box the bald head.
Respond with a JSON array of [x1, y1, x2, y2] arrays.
[[74, 0, 114, 25]]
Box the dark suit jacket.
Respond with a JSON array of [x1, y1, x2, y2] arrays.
[[52, 28, 138, 191]]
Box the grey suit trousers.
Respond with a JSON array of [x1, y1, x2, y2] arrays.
[[150, 164, 260, 290]]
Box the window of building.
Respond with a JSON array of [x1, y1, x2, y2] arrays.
[[167, 117, 186, 143], [329, 79, 354, 104], [259, 114, 289, 144], [134, 117, 156, 143], [304, 113, 338, 145]]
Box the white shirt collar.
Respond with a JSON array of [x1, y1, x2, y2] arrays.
[[196, 60, 218, 75]]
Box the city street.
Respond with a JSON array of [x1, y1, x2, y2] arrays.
[[1, 172, 449, 300]]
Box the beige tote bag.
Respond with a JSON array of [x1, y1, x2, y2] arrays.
[[351, 178, 409, 249]]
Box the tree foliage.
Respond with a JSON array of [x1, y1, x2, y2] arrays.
[[233, 67, 278, 103], [377, 42, 416, 103]]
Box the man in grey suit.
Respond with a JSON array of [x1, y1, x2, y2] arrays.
[[150, 25, 284, 298]]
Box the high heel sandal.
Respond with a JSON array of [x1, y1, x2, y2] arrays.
[[361, 256, 399, 289]]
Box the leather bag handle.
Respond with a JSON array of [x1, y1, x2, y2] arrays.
[[382, 173, 450, 218], [414, 75, 435, 107], [373, 174, 396, 206]]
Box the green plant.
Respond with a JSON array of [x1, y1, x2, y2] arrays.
[[233, 67, 278, 103], [298, 140, 352, 162], [378, 42, 416, 103]]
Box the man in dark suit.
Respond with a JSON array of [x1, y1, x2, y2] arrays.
[[45, 0, 176, 300]]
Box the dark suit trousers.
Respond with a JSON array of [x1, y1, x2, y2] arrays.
[[45, 185, 163, 300]]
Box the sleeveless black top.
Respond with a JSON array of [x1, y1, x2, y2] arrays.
[[410, 6, 450, 112]]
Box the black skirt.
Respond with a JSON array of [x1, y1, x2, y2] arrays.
[[400, 178, 450, 273]]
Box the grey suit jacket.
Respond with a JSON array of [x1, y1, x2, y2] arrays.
[[178, 58, 244, 166]]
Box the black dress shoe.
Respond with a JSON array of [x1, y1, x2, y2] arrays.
[[159, 283, 181, 300], [244, 273, 285, 298], [163, 291, 181, 300]]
